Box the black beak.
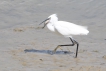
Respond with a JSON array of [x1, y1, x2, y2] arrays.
[[39, 18, 50, 29]]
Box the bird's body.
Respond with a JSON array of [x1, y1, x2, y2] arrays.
[[47, 21, 89, 37], [39, 14, 89, 58]]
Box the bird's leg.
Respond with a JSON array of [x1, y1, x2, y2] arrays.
[[53, 45, 61, 53], [59, 47, 63, 51], [52, 38, 75, 54], [69, 38, 79, 58], [52, 38, 79, 58], [73, 40, 79, 58]]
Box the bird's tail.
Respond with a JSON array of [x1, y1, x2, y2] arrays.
[[82, 26, 89, 35]]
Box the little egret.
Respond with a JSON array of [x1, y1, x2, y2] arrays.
[[39, 14, 89, 58]]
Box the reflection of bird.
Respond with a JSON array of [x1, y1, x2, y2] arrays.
[[39, 14, 89, 58]]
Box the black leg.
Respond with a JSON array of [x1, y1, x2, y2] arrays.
[[73, 40, 79, 58], [53, 38, 79, 58], [53, 38, 75, 52]]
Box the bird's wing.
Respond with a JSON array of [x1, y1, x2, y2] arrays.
[[54, 21, 89, 36]]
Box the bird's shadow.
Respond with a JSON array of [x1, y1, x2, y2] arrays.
[[24, 49, 73, 55]]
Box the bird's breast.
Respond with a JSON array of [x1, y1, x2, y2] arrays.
[[47, 23, 55, 32]]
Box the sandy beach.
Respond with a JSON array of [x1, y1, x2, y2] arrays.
[[0, 0, 106, 71]]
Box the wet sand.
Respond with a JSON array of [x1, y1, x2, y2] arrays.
[[0, 0, 106, 71]]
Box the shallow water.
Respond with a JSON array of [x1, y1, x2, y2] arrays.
[[0, 0, 106, 71]]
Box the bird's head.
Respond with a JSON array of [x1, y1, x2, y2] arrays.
[[39, 14, 58, 29]]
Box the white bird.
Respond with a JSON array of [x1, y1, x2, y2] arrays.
[[39, 14, 89, 58]]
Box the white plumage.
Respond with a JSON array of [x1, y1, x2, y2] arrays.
[[46, 14, 89, 36], [39, 14, 89, 58]]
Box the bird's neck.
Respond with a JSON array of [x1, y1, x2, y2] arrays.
[[47, 23, 55, 32], [47, 17, 58, 32]]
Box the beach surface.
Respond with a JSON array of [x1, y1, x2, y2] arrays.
[[0, 0, 106, 71]]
